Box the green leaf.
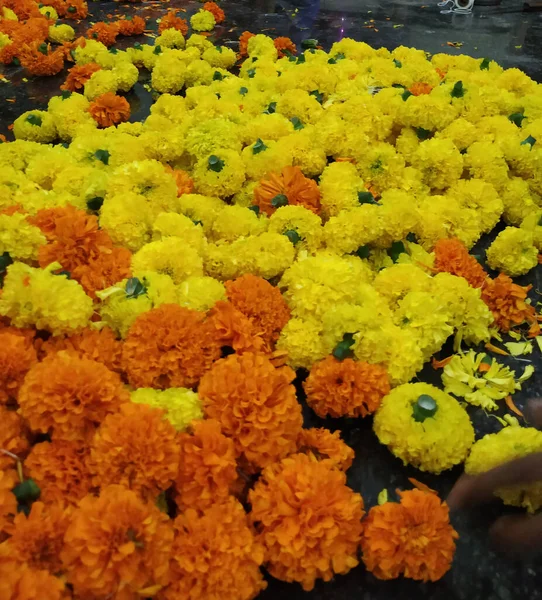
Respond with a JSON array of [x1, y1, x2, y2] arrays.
[[55, 270, 71, 279], [239, 86, 248, 96], [216, 45, 223, 53], [301, 38, 318, 49], [38, 43, 48, 55], [247, 68, 256, 78], [416, 127, 432, 140], [12, 57, 20, 67], [213, 71, 224, 81], [412, 394, 438, 422], [388, 240, 406, 263], [328, 57, 337, 65], [154, 45, 162, 55], [264, 102, 276, 114], [87, 196, 104, 211], [309, 89, 324, 104], [13, 479, 40, 504], [358, 191, 377, 205], [125, 277, 147, 299], [355, 245, 370, 259], [284, 229, 301, 245], [332, 333, 355, 361], [406, 232, 417, 243], [271, 194, 288, 208], [328, 52, 345, 64], [192, 219, 203, 227], [26, 114, 42, 127], [450, 81, 465, 98], [60, 90, 72, 100], [252, 138, 267, 154], [521, 135, 536, 149], [109, 47, 118, 55], [94, 149, 110, 165], [480, 354, 493, 366], [393, 58, 402, 68], [401, 90, 412, 101], [248, 205, 260, 215], [290, 117, 304, 130], [508, 112, 526, 127], [296, 54, 306, 64], [208, 155, 225, 172], [480, 58, 491, 70]]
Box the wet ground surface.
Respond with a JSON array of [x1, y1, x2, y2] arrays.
[[1, 0, 542, 598]]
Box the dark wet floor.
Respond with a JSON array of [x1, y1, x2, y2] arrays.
[[1, 1, 542, 598]]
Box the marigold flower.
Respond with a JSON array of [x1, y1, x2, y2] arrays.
[[88, 92, 131, 128], [158, 10, 189, 35], [304, 356, 390, 418], [117, 15, 146, 36], [0, 469, 17, 541], [174, 418, 237, 511], [18, 353, 128, 442], [361, 489, 458, 581], [409, 82, 433, 96], [122, 304, 222, 389], [199, 352, 303, 471], [254, 166, 321, 216], [274, 36, 296, 58], [166, 166, 194, 196], [64, 0, 88, 19], [25, 440, 92, 507], [131, 387, 204, 431], [239, 31, 255, 57], [225, 274, 291, 348], [19, 41, 64, 76], [249, 453, 364, 591], [203, 1, 225, 23], [433, 238, 487, 288], [297, 427, 355, 472], [162, 497, 266, 600], [86, 21, 119, 47], [61, 62, 101, 92], [62, 485, 173, 599], [0, 330, 38, 405], [207, 300, 267, 354], [481, 273, 540, 337], [71, 245, 133, 298], [0, 407, 29, 470], [90, 402, 179, 500]]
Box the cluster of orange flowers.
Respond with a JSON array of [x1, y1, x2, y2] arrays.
[[87, 14, 146, 47], [239, 30, 297, 59]]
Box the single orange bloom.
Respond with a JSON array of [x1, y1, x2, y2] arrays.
[[225, 274, 291, 348], [61, 62, 101, 92], [122, 304, 222, 389], [158, 10, 189, 35], [25, 440, 92, 507], [19, 42, 65, 76], [207, 300, 267, 355], [0, 43, 19, 66], [86, 21, 119, 46], [117, 15, 147, 36], [62, 485, 173, 599], [90, 402, 179, 500], [274, 36, 297, 58], [7, 501, 71, 573], [297, 427, 355, 472], [409, 82, 433, 96], [203, 1, 225, 23], [88, 92, 131, 128], [249, 453, 365, 591], [63, 0, 89, 19], [165, 165, 194, 196], [60, 35, 87, 62], [199, 352, 302, 471], [433, 238, 487, 288], [164, 498, 266, 600], [174, 419, 237, 511], [0, 407, 29, 471], [239, 31, 255, 57], [71, 245, 132, 298], [18, 353, 129, 442], [253, 165, 321, 216], [482, 273, 540, 337], [0, 469, 17, 542], [361, 489, 458, 581], [304, 356, 390, 418], [0, 330, 38, 406]]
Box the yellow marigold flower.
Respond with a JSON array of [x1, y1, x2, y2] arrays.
[[410, 138, 463, 191], [373, 383, 474, 474], [73, 39, 108, 64], [113, 62, 139, 93], [520, 209, 542, 251], [209, 205, 267, 243], [13, 111, 57, 143], [323, 205, 382, 255], [155, 28, 186, 49], [241, 139, 293, 180], [177, 275, 226, 311], [202, 45, 237, 69], [48, 24, 75, 43], [464, 141, 509, 193], [131, 387, 204, 431], [247, 33, 278, 60], [193, 150, 246, 198], [449, 179, 503, 233], [268, 205, 323, 253], [436, 117, 478, 152], [486, 226, 538, 277], [502, 177, 539, 226], [132, 238, 203, 284], [277, 128, 327, 178], [376, 189, 420, 249], [152, 212, 206, 253], [399, 93, 458, 132], [83, 69, 119, 100], [276, 317, 330, 370], [372, 264, 431, 310], [48, 92, 97, 141], [178, 193, 225, 232], [100, 192, 152, 252], [151, 51, 187, 94], [0, 213, 46, 261]]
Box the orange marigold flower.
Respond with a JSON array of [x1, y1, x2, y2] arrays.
[[86, 21, 119, 47], [117, 15, 147, 36], [19, 42, 65, 76], [482, 273, 540, 337], [38, 326, 123, 373], [249, 453, 365, 591], [203, 1, 225, 23], [199, 352, 302, 471], [239, 31, 255, 57], [0, 469, 17, 542], [62, 485, 173, 599], [88, 92, 131, 128], [361, 489, 458, 581], [207, 300, 266, 355], [0, 407, 29, 471], [18, 353, 128, 442], [64, 0, 88, 19], [304, 356, 390, 418], [122, 304, 222, 389], [7, 501, 70, 573], [297, 427, 355, 472], [25, 440, 92, 507], [253, 166, 321, 216], [174, 418, 237, 512], [61, 62, 101, 92], [166, 166, 194, 197], [0, 330, 38, 406], [433, 238, 487, 288], [274, 36, 297, 58], [71, 245, 132, 298], [409, 82, 433, 96], [162, 497, 266, 600], [90, 402, 179, 500], [158, 10, 189, 35], [225, 274, 291, 348]]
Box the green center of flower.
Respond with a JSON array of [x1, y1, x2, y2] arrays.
[[412, 394, 438, 422], [208, 155, 225, 172], [271, 194, 288, 208], [332, 333, 355, 361]]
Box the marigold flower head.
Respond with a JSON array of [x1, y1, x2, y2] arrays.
[[25, 440, 92, 507], [0, 407, 29, 471], [225, 274, 290, 348], [0, 468, 17, 541], [72, 245, 133, 298], [239, 31, 255, 57], [86, 21, 119, 47], [88, 92, 131, 128], [274, 36, 297, 58], [166, 166, 194, 196], [0, 330, 38, 405], [199, 352, 302, 471], [19, 41, 65, 76], [433, 238, 488, 288], [90, 402, 179, 500], [122, 304, 222, 389], [207, 300, 267, 354], [62, 484, 173, 598], [409, 82, 433, 96], [203, 2, 225, 23], [249, 453, 364, 591], [163, 497, 266, 600], [117, 15, 146, 36], [174, 418, 237, 511], [361, 489, 458, 581], [61, 62, 101, 92], [304, 356, 390, 418], [253, 166, 321, 216], [158, 10, 189, 35], [297, 427, 355, 472], [18, 352, 128, 442]]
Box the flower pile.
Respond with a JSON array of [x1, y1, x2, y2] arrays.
[[1, 0, 542, 594]]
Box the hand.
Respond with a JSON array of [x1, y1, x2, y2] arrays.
[[447, 399, 542, 555]]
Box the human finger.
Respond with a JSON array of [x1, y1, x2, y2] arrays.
[[490, 513, 542, 556], [525, 398, 542, 429]]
